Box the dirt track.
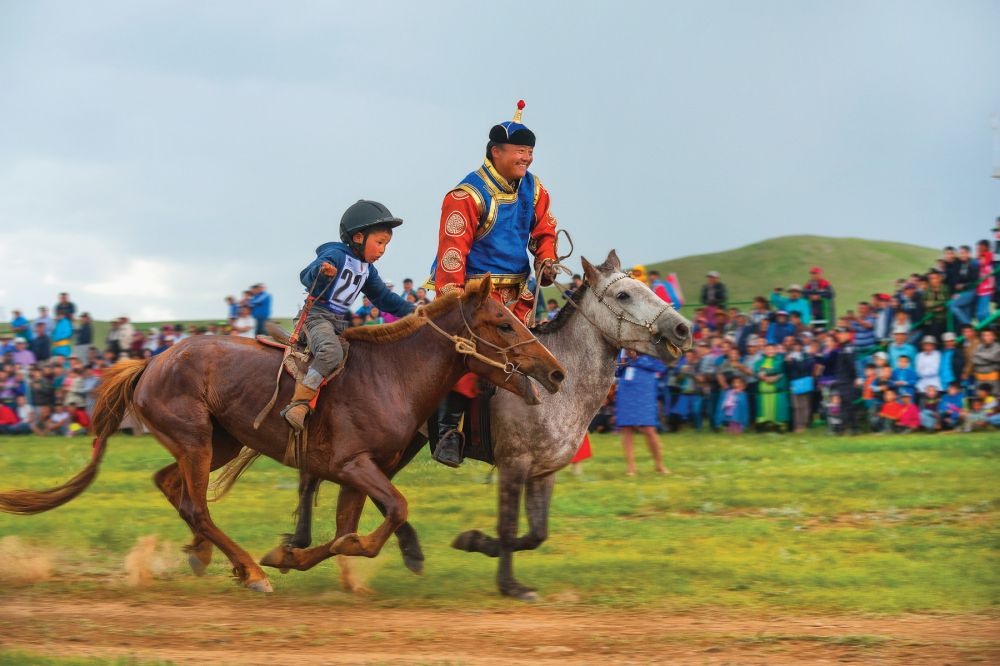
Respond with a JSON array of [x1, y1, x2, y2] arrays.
[[1, 593, 997, 665]]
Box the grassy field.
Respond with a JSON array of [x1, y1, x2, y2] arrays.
[[0, 429, 995, 615]]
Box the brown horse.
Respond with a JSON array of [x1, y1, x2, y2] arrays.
[[0, 277, 565, 593]]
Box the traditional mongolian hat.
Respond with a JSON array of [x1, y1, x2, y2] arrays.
[[489, 100, 536, 147]]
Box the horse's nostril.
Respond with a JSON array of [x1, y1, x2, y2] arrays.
[[550, 370, 565, 384], [675, 322, 689, 339]]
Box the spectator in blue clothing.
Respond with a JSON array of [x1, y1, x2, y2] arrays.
[[225, 295, 240, 320], [33, 306, 54, 337], [766, 311, 795, 345], [897, 282, 925, 330], [872, 294, 894, 342], [887, 326, 917, 368], [249, 283, 273, 335], [939, 381, 965, 430], [771, 284, 811, 323], [890, 355, 918, 394], [615, 350, 669, 475], [10, 310, 32, 341]]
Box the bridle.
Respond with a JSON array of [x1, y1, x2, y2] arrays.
[[414, 297, 537, 382], [550, 265, 679, 354]]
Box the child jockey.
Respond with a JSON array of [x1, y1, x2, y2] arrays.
[[282, 200, 416, 431], [428, 100, 559, 467]]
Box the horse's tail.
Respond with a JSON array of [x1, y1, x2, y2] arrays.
[[0, 358, 148, 515]]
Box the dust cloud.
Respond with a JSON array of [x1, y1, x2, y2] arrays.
[[0, 535, 53, 585], [124, 534, 179, 587]]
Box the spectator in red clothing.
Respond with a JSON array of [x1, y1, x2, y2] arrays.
[[0, 402, 32, 434], [804, 266, 835, 325], [975, 239, 994, 323]]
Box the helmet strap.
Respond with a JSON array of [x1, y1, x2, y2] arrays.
[[350, 230, 370, 261]]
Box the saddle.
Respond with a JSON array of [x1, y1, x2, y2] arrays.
[[251, 322, 349, 430]]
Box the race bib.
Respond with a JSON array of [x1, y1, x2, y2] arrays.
[[326, 256, 369, 313], [623, 367, 636, 382]]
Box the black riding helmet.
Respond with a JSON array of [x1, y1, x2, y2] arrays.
[[339, 200, 403, 258]]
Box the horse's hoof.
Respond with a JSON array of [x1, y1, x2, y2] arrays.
[[402, 555, 424, 575], [246, 578, 273, 593], [260, 545, 295, 570], [187, 554, 208, 577], [331, 532, 364, 555], [451, 529, 485, 552], [501, 585, 538, 602]]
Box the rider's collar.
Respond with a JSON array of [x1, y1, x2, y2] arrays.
[[482, 158, 518, 194]]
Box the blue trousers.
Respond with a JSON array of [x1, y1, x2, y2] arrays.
[[949, 292, 975, 326]]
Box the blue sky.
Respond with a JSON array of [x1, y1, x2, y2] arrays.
[[1, 1, 998, 319]]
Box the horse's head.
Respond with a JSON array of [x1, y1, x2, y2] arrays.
[[460, 276, 565, 405], [580, 250, 693, 363]]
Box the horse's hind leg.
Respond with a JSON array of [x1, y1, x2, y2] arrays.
[[153, 463, 212, 576], [146, 418, 272, 592], [154, 429, 243, 576]]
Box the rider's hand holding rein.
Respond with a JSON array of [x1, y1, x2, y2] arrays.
[[320, 262, 337, 278]]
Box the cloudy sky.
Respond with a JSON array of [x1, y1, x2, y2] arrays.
[[2, 1, 998, 320]]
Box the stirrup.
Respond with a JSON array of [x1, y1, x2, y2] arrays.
[[280, 400, 313, 418]]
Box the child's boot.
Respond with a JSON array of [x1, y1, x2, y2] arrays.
[[282, 373, 321, 431]]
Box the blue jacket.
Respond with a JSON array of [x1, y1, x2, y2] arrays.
[[250, 292, 272, 320], [715, 388, 750, 427], [301, 242, 415, 318]]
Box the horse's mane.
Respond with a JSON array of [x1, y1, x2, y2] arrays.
[[535, 284, 589, 335], [343, 280, 483, 345]]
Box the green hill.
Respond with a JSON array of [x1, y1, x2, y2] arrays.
[[645, 235, 940, 313]]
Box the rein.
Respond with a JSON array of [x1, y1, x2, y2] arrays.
[[415, 298, 536, 382]]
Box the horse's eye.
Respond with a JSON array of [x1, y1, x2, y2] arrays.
[[499, 323, 514, 333], [616, 292, 630, 301]]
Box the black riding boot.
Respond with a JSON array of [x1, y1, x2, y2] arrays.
[[432, 391, 469, 468]]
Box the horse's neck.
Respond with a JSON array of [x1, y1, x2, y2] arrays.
[[542, 297, 619, 409], [354, 307, 468, 420]]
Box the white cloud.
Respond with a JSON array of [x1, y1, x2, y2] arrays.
[[83, 259, 174, 299]]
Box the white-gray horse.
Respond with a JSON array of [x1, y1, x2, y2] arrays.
[[262, 250, 693, 599]]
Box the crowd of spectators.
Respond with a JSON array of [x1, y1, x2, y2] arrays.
[[590, 225, 1000, 436], [6, 226, 1000, 441]]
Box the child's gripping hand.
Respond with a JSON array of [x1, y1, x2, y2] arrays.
[[320, 262, 337, 278]]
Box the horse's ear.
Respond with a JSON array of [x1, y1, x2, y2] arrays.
[[597, 249, 622, 273], [476, 273, 494, 303], [581, 256, 601, 286]]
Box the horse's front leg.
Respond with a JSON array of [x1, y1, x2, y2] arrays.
[[260, 472, 321, 572], [288, 472, 321, 548], [326, 453, 408, 560], [516, 473, 555, 551], [494, 465, 537, 600]]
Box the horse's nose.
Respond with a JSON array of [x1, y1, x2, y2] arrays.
[[674, 322, 690, 340], [550, 369, 566, 385]]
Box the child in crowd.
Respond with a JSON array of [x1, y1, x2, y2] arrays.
[[963, 397, 990, 432], [876, 389, 904, 433], [545, 299, 560, 321], [716, 376, 750, 434], [825, 393, 842, 434], [890, 355, 917, 395], [919, 385, 942, 431], [939, 382, 965, 431], [898, 390, 920, 433]]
